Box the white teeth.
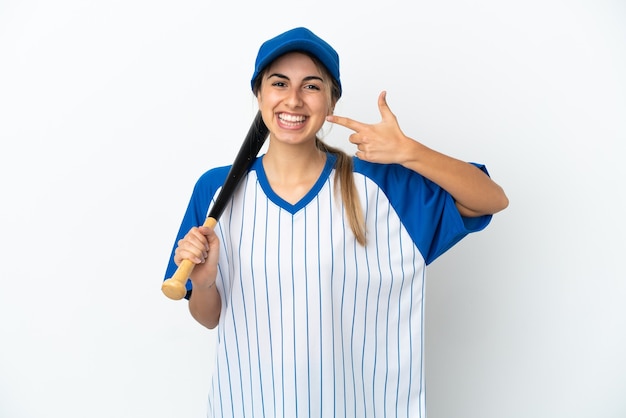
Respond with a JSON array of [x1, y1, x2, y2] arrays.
[[279, 113, 305, 122]]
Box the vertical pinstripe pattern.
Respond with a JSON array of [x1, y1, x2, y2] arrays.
[[206, 166, 427, 418], [165, 156, 491, 418]]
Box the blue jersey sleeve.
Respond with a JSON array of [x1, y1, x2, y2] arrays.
[[355, 159, 492, 265]]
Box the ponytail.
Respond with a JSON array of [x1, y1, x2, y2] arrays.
[[316, 139, 366, 246]]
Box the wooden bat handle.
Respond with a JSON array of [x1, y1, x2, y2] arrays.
[[161, 217, 218, 300]]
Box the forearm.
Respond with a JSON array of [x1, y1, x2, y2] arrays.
[[401, 140, 509, 217], [188, 284, 222, 329]]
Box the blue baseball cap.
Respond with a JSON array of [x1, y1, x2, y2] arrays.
[[251, 27, 342, 97]]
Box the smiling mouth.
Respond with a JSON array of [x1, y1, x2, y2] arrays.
[[278, 113, 307, 127]]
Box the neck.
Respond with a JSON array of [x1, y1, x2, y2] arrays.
[[263, 140, 326, 181], [262, 141, 327, 204]]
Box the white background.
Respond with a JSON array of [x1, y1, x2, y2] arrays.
[[1, 1, 625, 417]]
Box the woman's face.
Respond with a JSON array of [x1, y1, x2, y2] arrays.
[[256, 52, 333, 147]]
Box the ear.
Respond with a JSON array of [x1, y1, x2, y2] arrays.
[[327, 96, 338, 115]]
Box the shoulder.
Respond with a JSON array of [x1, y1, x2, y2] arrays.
[[196, 165, 232, 188], [186, 166, 230, 207], [353, 157, 403, 177], [191, 156, 264, 201], [352, 157, 433, 194]]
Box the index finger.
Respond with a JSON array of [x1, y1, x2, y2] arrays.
[[326, 114, 367, 132]]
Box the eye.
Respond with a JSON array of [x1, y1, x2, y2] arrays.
[[304, 84, 321, 91], [272, 81, 287, 87]]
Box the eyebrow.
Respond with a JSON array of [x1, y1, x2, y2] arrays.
[[267, 73, 324, 83]]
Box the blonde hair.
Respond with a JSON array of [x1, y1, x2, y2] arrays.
[[252, 53, 366, 245], [315, 138, 366, 245]]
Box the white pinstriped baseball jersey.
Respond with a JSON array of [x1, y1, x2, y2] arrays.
[[165, 153, 491, 418]]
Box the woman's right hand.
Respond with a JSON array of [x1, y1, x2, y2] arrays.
[[174, 226, 220, 290]]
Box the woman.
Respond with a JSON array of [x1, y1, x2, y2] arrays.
[[165, 27, 508, 418]]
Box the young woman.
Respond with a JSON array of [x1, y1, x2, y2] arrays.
[[165, 27, 508, 418]]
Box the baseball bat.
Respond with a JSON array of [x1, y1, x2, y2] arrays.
[[161, 111, 268, 300]]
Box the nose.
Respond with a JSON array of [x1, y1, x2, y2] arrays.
[[284, 87, 303, 108]]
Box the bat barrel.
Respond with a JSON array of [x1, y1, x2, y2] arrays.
[[207, 111, 268, 221]]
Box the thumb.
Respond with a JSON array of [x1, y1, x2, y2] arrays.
[[377, 90, 395, 121]]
